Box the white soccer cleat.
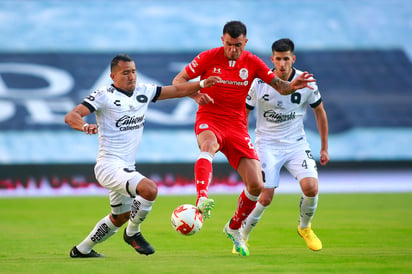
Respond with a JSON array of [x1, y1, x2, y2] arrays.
[[224, 221, 250, 256], [232, 223, 249, 254]]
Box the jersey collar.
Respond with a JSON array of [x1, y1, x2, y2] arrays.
[[111, 84, 133, 97], [271, 67, 296, 82], [288, 68, 296, 82]]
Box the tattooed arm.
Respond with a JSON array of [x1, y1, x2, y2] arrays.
[[269, 72, 316, 95]]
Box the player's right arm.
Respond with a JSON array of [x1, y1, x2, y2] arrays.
[[312, 102, 329, 166], [160, 75, 218, 103], [172, 69, 214, 105], [64, 104, 98, 135], [173, 69, 191, 84]]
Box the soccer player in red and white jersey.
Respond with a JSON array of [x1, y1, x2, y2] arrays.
[[173, 21, 315, 256]]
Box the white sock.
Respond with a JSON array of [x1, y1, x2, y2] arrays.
[[77, 215, 118, 254], [299, 194, 318, 229], [242, 202, 267, 240], [126, 196, 154, 236]]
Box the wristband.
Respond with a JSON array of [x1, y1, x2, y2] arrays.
[[82, 123, 89, 131], [199, 79, 205, 89]]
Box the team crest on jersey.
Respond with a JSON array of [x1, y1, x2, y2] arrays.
[[305, 150, 314, 159], [199, 123, 209, 129], [239, 68, 248, 80]]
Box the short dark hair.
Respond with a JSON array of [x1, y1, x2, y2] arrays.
[[111, 54, 133, 72], [272, 38, 295, 54], [223, 20, 247, 38]]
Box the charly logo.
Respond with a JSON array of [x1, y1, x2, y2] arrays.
[[239, 68, 248, 80], [116, 115, 145, 131]]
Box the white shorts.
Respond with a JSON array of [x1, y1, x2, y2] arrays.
[[95, 162, 145, 214], [256, 142, 318, 189]]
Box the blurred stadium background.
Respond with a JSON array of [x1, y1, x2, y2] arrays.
[[0, 0, 411, 197]]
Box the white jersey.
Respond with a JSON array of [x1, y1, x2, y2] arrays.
[[83, 83, 161, 167], [246, 68, 321, 148]]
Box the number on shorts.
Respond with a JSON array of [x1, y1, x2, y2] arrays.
[[302, 160, 308, 169], [245, 137, 254, 149]]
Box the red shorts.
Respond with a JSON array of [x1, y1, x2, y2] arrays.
[[195, 118, 259, 170]]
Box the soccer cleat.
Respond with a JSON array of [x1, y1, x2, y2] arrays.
[[223, 221, 250, 256], [123, 229, 155, 255], [231, 240, 249, 254], [297, 224, 322, 251], [196, 197, 215, 220], [69, 246, 104, 258], [232, 224, 249, 254]]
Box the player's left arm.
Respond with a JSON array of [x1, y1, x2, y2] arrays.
[[269, 72, 316, 95], [313, 102, 329, 165]]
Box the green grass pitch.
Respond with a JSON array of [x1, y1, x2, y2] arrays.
[[1, 193, 411, 273]]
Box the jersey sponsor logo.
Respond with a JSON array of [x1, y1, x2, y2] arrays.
[[239, 68, 248, 80], [116, 115, 145, 131], [114, 99, 121, 106], [263, 110, 296, 123], [217, 79, 248, 87]]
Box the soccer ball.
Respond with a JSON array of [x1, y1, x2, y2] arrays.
[[171, 204, 203, 236]]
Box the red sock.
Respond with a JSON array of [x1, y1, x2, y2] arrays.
[[230, 190, 258, 229], [194, 158, 213, 204]]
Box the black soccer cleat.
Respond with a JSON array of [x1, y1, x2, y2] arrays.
[[69, 246, 104, 258], [123, 229, 155, 255]]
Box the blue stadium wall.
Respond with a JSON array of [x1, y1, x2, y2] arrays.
[[1, 50, 411, 196], [0, 0, 411, 196]]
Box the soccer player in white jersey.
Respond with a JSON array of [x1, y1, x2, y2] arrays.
[[65, 54, 218, 258], [241, 39, 329, 251]]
